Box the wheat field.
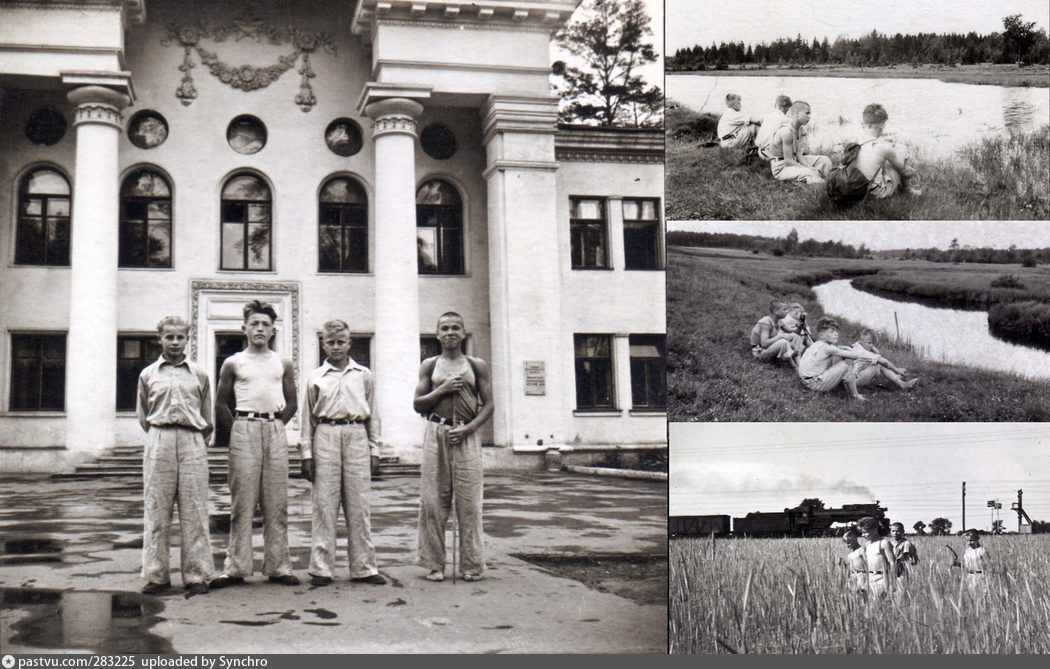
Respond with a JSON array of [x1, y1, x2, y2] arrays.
[[670, 534, 1050, 654]]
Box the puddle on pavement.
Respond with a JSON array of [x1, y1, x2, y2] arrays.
[[512, 553, 668, 606], [0, 538, 63, 565], [1, 587, 174, 653]]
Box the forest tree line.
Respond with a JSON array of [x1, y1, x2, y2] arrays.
[[667, 16, 1050, 70], [667, 230, 1050, 265]]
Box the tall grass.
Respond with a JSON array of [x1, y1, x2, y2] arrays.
[[670, 535, 1050, 654], [666, 103, 1050, 220], [988, 301, 1050, 350]]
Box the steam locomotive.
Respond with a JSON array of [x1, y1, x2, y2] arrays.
[[670, 500, 889, 538]]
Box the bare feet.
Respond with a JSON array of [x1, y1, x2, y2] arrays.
[[900, 378, 919, 390], [851, 393, 868, 402]]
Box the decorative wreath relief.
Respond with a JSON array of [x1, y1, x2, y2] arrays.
[[161, 16, 336, 112]]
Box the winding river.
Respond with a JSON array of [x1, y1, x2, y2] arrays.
[[813, 279, 1050, 381]]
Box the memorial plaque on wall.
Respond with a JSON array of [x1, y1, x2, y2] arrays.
[[524, 361, 545, 395]]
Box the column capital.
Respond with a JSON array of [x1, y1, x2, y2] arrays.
[[67, 85, 130, 130], [481, 95, 559, 145], [364, 97, 425, 140]]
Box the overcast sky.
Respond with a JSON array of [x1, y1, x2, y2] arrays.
[[667, 0, 1050, 52], [668, 221, 1050, 251], [670, 423, 1050, 531]]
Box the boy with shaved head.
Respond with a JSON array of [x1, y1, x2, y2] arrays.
[[768, 101, 832, 184], [413, 312, 494, 582], [300, 319, 385, 586]]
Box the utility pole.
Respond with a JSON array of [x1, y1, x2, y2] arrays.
[[961, 481, 966, 532]]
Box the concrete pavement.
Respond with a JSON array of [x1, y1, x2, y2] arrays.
[[0, 471, 667, 654]]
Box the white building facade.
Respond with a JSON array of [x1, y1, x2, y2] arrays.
[[0, 0, 665, 472]]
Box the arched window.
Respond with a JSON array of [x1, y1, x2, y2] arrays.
[[318, 176, 367, 273], [119, 169, 172, 268], [415, 179, 463, 275], [15, 168, 70, 266], [220, 173, 272, 270]]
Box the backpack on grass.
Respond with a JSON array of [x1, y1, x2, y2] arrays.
[[825, 139, 876, 207]]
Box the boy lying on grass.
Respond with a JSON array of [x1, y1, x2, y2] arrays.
[[796, 317, 919, 401]]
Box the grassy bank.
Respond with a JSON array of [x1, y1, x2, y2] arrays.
[[669, 63, 1050, 87], [665, 103, 1050, 220], [667, 247, 1050, 422], [671, 535, 1050, 654], [852, 267, 1050, 349]]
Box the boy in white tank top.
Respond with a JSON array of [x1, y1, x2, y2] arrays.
[[211, 300, 300, 588], [413, 311, 494, 582]]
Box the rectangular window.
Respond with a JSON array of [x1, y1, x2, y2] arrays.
[[317, 334, 372, 368], [116, 335, 163, 411], [16, 196, 71, 266], [569, 198, 608, 269], [574, 334, 614, 410], [220, 203, 271, 270], [10, 333, 66, 411], [623, 198, 662, 270], [629, 334, 666, 410]]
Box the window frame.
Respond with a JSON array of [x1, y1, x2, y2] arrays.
[[14, 166, 72, 267], [219, 172, 273, 271], [8, 332, 67, 412], [622, 197, 664, 271], [317, 333, 373, 368], [116, 334, 163, 412], [628, 334, 667, 412], [119, 167, 174, 269], [569, 196, 610, 270], [415, 179, 465, 276], [317, 175, 369, 274], [573, 333, 616, 411]]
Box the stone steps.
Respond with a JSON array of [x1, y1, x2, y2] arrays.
[[53, 446, 419, 480]]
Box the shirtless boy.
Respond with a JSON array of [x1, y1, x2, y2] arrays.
[[768, 101, 832, 184], [413, 312, 494, 582], [854, 103, 922, 198]]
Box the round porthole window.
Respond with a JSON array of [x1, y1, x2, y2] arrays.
[[127, 110, 169, 149], [420, 123, 457, 160], [325, 118, 364, 157], [227, 115, 267, 155], [25, 108, 67, 146]]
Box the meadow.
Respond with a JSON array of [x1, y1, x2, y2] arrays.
[[665, 103, 1050, 220], [667, 247, 1050, 421], [669, 534, 1050, 654]]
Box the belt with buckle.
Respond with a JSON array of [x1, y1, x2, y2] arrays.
[[318, 417, 365, 426], [968, 570, 983, 574], [427, 414, 464, 427], [868, 571, 884, 574], [235, 411, 277, 420]]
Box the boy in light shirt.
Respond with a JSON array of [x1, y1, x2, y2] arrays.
[[716, 94, 760, 148], [300, 320, 386, 587]]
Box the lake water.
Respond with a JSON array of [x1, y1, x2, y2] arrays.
[[668, 74, 1050, 159], [813, 279, 1050, 380]]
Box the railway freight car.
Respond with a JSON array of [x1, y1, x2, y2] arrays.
[[669, 515, 731, 538], [733, 500, 888, 537]]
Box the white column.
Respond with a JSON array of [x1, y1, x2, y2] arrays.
[[481, 96, 565, 450], [613, 334, 633, 412], [65, 85, 128, 455], [364, 97, 423, 452]]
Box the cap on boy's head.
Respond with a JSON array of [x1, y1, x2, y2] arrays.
[[322, 319, 350, 337], [156, 315, 188, 334], [857, 516, 879, 532], [726, 93, 741, 104], [859, 328, 879, 344], [966, 528, 981, 538], [243, 300, 278, 323], [816, 317, 840, 333], [788, 302, 804, 311], [437, 311, 465, 327], [775, 94, 792, 112], [862, 103, 888, 126], [789, 100, 810, 114]]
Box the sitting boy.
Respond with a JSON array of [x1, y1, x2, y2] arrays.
[[850, 329, 910, 378], [798, 319, 918, 401], [749, 300, 797, 366], [768, 101, 832, 184], [717, 94, 760, 149], [777, 302, 812, 354], [854, 103, 922, 198]]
